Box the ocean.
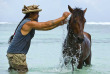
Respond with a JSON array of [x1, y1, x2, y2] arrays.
[[0, 22, 110, 74]]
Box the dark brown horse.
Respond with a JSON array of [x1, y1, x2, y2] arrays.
[[62, 5, 91, 71]]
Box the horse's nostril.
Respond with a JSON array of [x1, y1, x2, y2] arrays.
[[77, 37, 84, 43], [77, 37, 80, 40]]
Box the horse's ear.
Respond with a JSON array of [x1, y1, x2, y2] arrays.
[[84, 8, 87, 14], [68, 5, 73, 13]]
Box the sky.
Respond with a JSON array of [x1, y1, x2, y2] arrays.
[[0, 0, 110, 23]]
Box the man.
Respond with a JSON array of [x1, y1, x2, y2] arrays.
[[7, 5, 70, 72]]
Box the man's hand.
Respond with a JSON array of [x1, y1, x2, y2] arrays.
[[59, 12, 71, 26], [62, 12, 71, 19]]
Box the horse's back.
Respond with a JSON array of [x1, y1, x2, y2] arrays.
[[84, 32, 91, 43], [83, 32, 91, 50], [84, 32, 91, 49], [83, 34, 91, 49]]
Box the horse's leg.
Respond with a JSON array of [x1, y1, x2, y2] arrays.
[[77, 59, 83, 69], [63, 49, 69, 67], [71, 58, 74, 71], [64, 60, 68, 66], [84, 51, 91, 65]]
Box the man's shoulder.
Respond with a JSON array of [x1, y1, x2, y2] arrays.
[[26, 21, 38, 25]]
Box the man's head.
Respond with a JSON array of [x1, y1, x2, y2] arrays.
[[22, 5, 42, 21]]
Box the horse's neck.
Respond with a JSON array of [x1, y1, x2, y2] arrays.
[[67, 27, 76, 41], [66, 32, 76, 46]]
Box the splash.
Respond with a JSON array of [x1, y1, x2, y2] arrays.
[[59, 44, 82, 71]]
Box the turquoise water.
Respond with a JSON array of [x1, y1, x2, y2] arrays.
[[0, 23, 110, 74]]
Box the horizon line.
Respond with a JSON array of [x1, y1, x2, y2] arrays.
[[1, 22, 110, 25]]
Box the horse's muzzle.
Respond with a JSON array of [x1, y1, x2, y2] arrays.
[[77, 36, 84, 43]]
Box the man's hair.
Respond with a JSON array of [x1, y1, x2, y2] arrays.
[[8, 13, 30, 44]]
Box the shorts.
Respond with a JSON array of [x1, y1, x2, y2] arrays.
[[7, 53, 28, 72]]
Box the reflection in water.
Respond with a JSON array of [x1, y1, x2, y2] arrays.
[[8, 70, 27, 74]]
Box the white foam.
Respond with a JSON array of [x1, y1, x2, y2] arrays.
[[0, 22, 17, 25], [86, 22, 110, 25], [66, 15, 110, 25], [1, 21, 110, 25], [0, 22, 9, 24]]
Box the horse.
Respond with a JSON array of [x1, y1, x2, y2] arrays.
[[62, 5, 91, 71]]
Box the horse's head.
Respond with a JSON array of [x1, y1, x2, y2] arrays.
[[68, 5, 87, 43]]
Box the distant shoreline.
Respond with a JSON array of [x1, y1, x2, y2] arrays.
[[1, 22, 110, 25]]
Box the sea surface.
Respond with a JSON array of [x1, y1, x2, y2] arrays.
[[0, 22, 110, 74]]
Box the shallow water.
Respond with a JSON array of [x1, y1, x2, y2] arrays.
[[0, 23, 110, 74]]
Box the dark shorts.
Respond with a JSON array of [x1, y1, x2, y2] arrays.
[[7, 53, 28, 72]]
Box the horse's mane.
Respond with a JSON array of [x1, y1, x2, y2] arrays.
[[72, 8, 84, 20]]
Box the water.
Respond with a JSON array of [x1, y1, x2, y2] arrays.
[[0, 23, 110, 74]]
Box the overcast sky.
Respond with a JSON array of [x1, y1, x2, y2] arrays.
[[0, 0, 110, 23]]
